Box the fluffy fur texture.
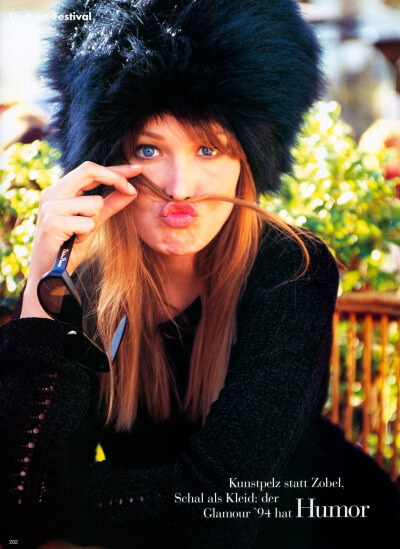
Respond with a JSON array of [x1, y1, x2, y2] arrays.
[[44, 0, 322, 194]]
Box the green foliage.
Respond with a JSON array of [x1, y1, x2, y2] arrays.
[[261, 101, 400, 292], [0, 140, 61, 298]]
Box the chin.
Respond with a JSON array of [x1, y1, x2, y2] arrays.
[[155, 231, 204, 255], [158, 243, 201, 256]]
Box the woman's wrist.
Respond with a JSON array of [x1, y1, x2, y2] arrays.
[[20, 278, 53, 320]]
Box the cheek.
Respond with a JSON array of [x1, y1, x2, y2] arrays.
[[213, 159, 241, 195], [137, 159, 169, 188], [131, 194, 157, 237]]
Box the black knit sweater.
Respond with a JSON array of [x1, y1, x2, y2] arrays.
[[1, 227, 399, 548]]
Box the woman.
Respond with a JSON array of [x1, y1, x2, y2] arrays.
[[1, 1, 399, 548]]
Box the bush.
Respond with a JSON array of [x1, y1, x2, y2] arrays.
[[262, 101, 400, 292], [0, 140, 61, 299]]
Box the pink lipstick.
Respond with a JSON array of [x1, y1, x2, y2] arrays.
[[160, 202, 198, 228]]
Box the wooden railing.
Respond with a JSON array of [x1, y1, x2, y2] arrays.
[[327, 292, 400, 480]]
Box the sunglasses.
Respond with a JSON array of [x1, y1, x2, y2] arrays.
[[37, 235, 126, 372]]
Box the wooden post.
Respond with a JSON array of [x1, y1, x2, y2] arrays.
[[362, 315, 372, 453], [377, 315, 389, 467], [345, 314, 357, 440], [331, 312, 341, 424]]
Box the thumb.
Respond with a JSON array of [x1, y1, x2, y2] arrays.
[[99, 188, 137, 225]]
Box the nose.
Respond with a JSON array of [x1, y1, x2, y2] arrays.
[[164, 155, 197, 201]]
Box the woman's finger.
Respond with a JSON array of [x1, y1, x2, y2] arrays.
[[99, 189, 138, 225], [39, 195, 105, 218], [40, 183, 138, 234], [108, 163, 143, 179], [47, 162, 141, 200], [38, 214, 97, 241]]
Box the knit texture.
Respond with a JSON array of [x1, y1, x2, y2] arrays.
[[1, 228, 399, 548]]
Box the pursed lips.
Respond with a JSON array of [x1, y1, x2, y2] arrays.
[[160, 202, 198, 228], [160, 202, 198, 217]]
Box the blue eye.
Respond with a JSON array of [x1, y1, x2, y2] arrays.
[[199, 146, 217, 157], [136, 145, 159, 158]]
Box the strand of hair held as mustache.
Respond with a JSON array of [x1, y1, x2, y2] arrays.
[[128, 173, 266, 216]]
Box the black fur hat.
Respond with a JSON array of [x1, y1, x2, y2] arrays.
[[44, 0, 322, 194]]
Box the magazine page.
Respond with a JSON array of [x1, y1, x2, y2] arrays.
[[1, 1, 400, 548]]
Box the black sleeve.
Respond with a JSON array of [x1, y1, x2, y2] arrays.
[[60, 236, 339, 549], [0, 318, 99, 548]]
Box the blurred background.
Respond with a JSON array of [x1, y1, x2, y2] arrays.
[[1, 0, 400, 478]]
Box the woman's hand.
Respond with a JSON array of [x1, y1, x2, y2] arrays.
[[20, 161, 141, 319]]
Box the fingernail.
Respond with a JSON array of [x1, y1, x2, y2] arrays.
[[127, 184, 137, 195]]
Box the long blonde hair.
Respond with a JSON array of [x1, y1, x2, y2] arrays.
[[85, 117, 311, 431]]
